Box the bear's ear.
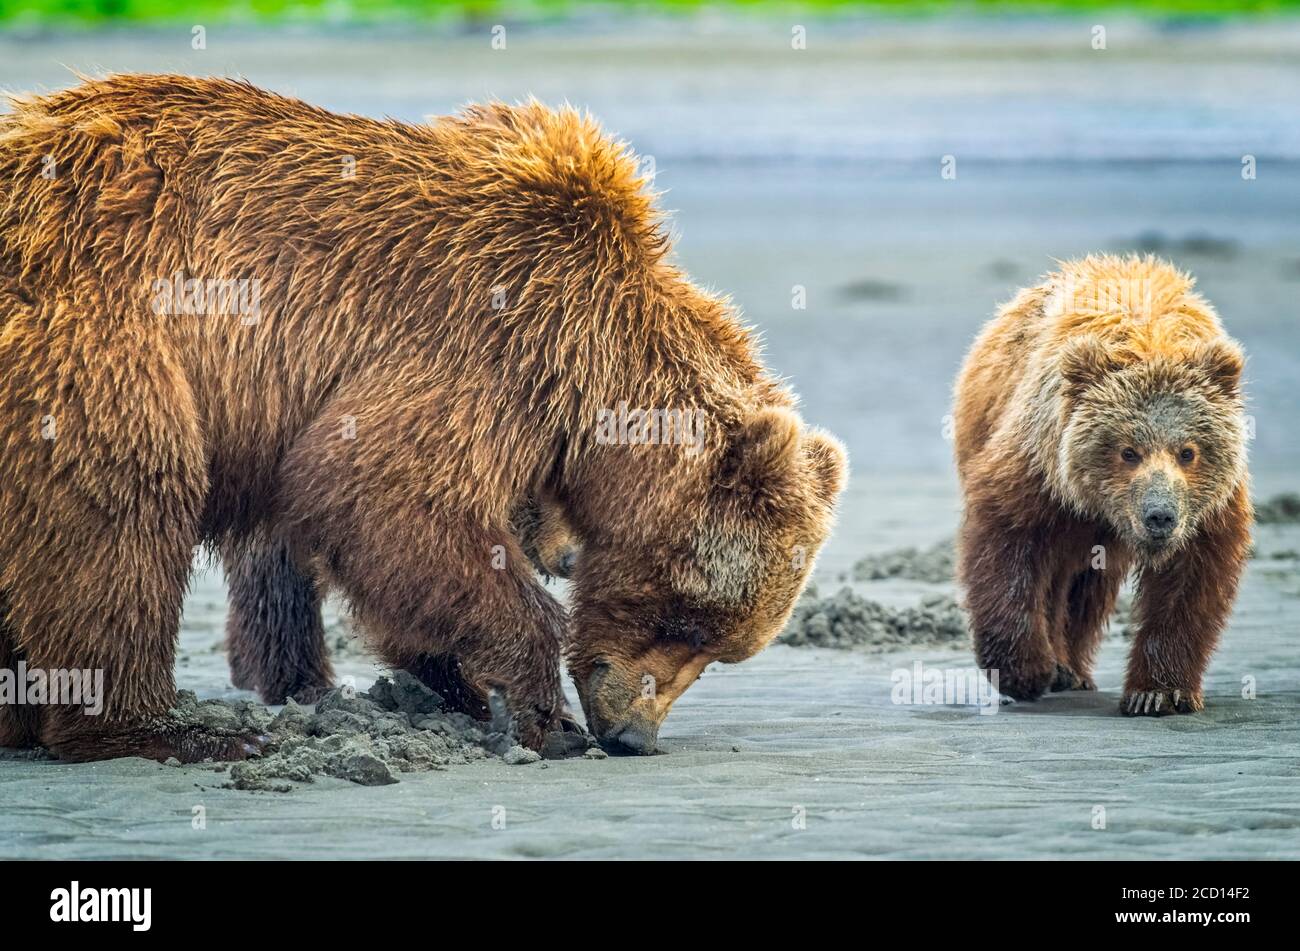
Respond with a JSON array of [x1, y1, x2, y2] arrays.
[[719, 406, 801, 497], [1059, 335, 1122, 398], [804, 429, 848, 507], [1192, 338, 1244, 398]]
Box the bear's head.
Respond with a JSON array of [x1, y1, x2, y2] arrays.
[[1057, 334, 1247, 560], [566, 405, 846, 753]]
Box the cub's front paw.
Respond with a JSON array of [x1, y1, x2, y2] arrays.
[[1050, 664, 1097, 692], [989, 663, 1055, 702], [1121, 688, 1203, 717]]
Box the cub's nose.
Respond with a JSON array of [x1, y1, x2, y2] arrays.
[[557, 547, 578, 576], [1142, 504, 1177, 537]]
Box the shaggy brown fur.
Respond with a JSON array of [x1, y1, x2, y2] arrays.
[[224, 491, 578, 706], [0, 74, 845, 760], [223, 491, 579, 696], [954, 255, 1251, 715], [223, 534, 335, 705]]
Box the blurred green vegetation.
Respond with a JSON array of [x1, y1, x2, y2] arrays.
[[2, 0, 1298, 27]]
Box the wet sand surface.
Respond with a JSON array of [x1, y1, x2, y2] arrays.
[[2, 23, 1299, 858], [3, 477, 1299, 859]]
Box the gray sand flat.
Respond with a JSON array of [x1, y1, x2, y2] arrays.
[[3, 477, 1297, 859]]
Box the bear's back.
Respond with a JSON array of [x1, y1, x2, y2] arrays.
[[1041, 255, 1226, 362]]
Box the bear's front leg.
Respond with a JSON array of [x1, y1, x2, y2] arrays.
[[342, 533, 570, 749], [277, 496, 568, 747], [275, 384, 576, 749], [1122, 485, 1251, 717], [959, 500, 1057, 702]]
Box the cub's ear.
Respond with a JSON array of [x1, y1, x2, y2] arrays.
[[1058, 335, 1123, 398], [719, 406, 801, 497], [1192, 338, 1244, 398], [804, 429, 848, 507]]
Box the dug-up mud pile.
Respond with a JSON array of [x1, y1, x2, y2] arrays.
[[1255, 492, 1300, 525], [780, 584, 968, 651], [171, 671, 600, 793], [852, 538, 956, 583]]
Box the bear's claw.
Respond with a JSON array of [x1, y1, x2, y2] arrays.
[[1121, 688, 1203, 716], [537, 704, 594, 758]]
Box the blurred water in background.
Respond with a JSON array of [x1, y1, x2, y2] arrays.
[[2, 17, 1297, 481]]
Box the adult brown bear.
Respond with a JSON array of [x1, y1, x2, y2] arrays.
[[953, 256, 1251, 715], [0, 75, 846, 761]]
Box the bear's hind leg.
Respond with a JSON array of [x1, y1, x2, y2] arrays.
[[0, 290, 266, 762], [24, 518, 269, 763], [223, 536, 334, 704], [1056, 551, 1130, 692], [26, 506, 269, 763], [1043, 564, 1077, 692], [0, 593, 41, 749]]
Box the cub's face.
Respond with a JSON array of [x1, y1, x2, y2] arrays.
[[567, 408, 846, 753], [1059, 336, 1246, 558]]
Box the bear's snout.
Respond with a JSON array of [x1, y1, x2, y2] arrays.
[[579, 663, 660, 754], [607, 718, 661, 755], [1138, 482, 1183, 545], [1142, 500, 1177, 538], [575, 648, 713, 754]]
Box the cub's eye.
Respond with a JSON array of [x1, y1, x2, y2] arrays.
[[1121, 447, 1141, 465], [1178, 447, 1196, 464]]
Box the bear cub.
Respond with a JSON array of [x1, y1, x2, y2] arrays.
[[953, 255, 1251, 715]]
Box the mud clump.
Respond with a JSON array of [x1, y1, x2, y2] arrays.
[[852, 539, 955, 584], [1255, 493, 1300, 525], [781, 584, 968, 651], [170, 671, 593, 793]]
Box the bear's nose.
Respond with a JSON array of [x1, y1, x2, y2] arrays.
[[614, 725, 657, 754], [1142, 504, 1177, 537], [604, 718, 660, 755], [557, 548, 577, 576]]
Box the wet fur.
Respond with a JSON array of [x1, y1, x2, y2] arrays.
[[0, 74, 844, 759], [224, 493, 578, 706], [954, 255, 1251, 713]]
